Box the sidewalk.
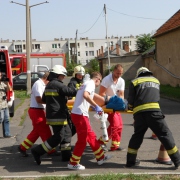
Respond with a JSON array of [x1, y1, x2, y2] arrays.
[[1, 87, 180, 177]]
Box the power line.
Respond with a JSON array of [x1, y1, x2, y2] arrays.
[[78, 9, 103, 34], [107, 7, 166, 20]]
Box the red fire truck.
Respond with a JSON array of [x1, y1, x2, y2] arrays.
[[9, 52, 66, 75], [0, 46, 14, 117]]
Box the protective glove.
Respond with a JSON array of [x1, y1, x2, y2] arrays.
[[93, 105, 103, 115]]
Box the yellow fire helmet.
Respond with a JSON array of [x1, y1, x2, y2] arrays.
[[73, 65, 85, 77], [136, 67, 152, 78]]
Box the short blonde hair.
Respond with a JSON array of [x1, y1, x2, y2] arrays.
[[91, 72, 102, 79]]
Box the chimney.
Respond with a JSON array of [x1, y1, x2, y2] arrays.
[[99, 49, 101, 57], [124, 44, 130, 52], [101, 46, 104, 57], [116, 44, 120, 56]]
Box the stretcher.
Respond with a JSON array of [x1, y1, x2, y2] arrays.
[[67, 105, 133, 114]]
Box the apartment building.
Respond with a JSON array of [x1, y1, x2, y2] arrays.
[[0, 35, 137, 65]]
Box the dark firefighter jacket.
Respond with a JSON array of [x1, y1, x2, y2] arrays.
[[42, 73, 77, 125], [68, 77, 82, 99], [68, 77, 83, 90], [127, 76, 161, 115]]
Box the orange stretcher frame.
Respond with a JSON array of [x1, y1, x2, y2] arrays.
[[67, 105, 133, 114]]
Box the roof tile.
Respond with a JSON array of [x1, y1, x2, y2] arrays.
[[153, 9, 180, 37]]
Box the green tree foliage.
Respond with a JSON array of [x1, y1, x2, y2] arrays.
[[66, 53, 79, 76], [86, 58, 99, 74], [136, 33, 155, 53]]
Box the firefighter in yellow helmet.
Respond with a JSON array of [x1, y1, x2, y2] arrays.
[[126, 67, 180, 168], [68, 65, 85, 91]]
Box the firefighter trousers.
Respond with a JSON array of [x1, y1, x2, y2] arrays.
[[127, 111, 180, 166], [44, 124, 72, 151], [69, 113, 105, 165], [20, 108, 53, 152]]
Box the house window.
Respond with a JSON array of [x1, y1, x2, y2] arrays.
[[89, 51, 94, 56], [85, 42, 88, 47], [78, 52, 80, 56], [89, 42, 94, 47], [58, 43, 61, 48], [78, 43, 80, 48], [52, 44, 57, 48], [35, 44, 40, 49], [23, 44, 26, 50], [85, 51, 88, 56], [15, 45, 22, 52]]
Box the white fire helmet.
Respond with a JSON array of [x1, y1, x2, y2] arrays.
[[73, 65, 85, 77], [136, 67, 152, 78], [50, 65, 67, 76]]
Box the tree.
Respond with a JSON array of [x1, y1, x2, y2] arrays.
[[85, 58, 99, 74], [136, 33, 155, 53]]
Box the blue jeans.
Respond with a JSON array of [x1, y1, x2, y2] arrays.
[[0, 108, 11, 137]]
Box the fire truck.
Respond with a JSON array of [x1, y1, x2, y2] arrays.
[[0, 46, 14, 117], [9, 52, 66, 75]]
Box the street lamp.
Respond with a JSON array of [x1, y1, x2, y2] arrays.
[[10, 0, 49, 95], [10, 1, 49, 52]]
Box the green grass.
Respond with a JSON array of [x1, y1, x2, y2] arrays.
[[14, 90, 31, 99], [160, 84, 180, 100], [14, 90, 30, 126], [7, 174, 180, 180]]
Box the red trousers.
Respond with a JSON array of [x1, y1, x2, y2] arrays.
[[20, 108, 54, 153], [98, 112, 123, 150], [69, 113, 104, 165]]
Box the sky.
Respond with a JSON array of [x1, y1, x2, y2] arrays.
[[1, 0, 180, 42]]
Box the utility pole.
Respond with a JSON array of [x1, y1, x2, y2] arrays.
[[104, 4, 111, 73], [75, 29, 78, 64], [11, 0, 49, 95], [11, 1, 49, 53], [26, 0, 31, 95]]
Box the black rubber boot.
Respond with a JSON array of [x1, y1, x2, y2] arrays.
[[31, 145, 46, 165], [169, 151, 180, 169], [126, 153, 140, 167], [61, 149, 72, 162]]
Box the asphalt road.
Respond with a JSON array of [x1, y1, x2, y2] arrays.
[[0, 77, 180, 178]]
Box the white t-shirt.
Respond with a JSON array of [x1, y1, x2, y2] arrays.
[[101, 73, 125, 96], [30, 78, 46, 108], [71, 79, 95, 117]]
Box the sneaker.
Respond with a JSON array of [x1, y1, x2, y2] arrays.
[[125, 159, 140, 168], [97, 154, 112, 165], [67, 163, 85, 170], [4, 135, 15, 138], [101, 144, 108, 152], [18, 146, 29, 157]]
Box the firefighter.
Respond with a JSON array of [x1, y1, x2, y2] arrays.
[[126, 67, 180, 168], [31, 65, 77, 165], [68, 65, 85, 90]]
